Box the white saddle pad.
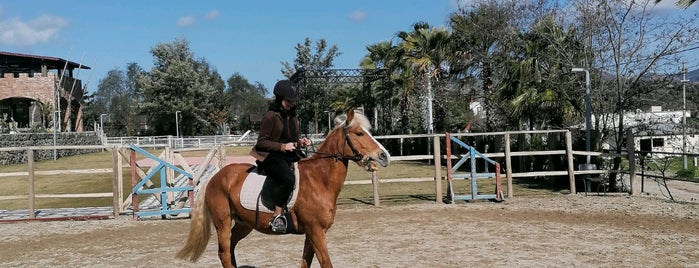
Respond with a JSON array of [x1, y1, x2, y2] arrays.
[[239, 163, 299, 213]]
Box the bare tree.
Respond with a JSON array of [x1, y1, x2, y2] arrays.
[[655, 0, 697, 8], [573, 0, 699, 191]]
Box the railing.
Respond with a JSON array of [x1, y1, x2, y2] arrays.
[[0, 145, 118, 220], [103, 132, 327, 149], [370, 129, 639, 201], [0, 130, 648, 217], [0, 144, 227, 221], [101, 130, 639, 201]]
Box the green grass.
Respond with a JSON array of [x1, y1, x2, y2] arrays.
[[642, 156, 698, 181], [0, 146, 569, 210]]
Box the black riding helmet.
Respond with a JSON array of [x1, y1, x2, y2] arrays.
[[273, 79, 299, 104]]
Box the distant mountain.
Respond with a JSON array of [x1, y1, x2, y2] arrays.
[[687, 68, 699, 82]]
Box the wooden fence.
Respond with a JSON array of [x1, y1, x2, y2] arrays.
[[0, 129, 641, 217], [371, 129, 639, 205], [0, 144, 225, 220]]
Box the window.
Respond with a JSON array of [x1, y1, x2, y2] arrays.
[[652, 138, 664, 147], [640, 138, 665, 152]]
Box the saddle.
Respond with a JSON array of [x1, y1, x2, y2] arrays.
[[239, 163, 300, 214]]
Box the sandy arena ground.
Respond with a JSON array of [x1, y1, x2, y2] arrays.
[[1, 193, 698, 268]]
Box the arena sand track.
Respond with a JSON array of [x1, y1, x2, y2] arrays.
[[1, 195, 698, 267]]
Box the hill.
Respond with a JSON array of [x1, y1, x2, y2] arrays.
[[687, 68, 699, 82]]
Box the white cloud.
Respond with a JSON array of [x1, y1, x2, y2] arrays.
[[177, 16, 195, 27], [0, 14, 68, 47], [349, 10, 366, 22], [205, 10, 220, 20], [452, 0, 476, 9], [178, 10, 219, 27]]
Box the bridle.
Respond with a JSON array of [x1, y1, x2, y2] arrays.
[[302, 125, 366, 163]]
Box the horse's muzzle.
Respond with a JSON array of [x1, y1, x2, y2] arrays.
[[374, 150, 390, 167]]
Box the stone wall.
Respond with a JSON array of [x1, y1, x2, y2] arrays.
[[0, 132, 102, 165], [0, 72, 55, 105]]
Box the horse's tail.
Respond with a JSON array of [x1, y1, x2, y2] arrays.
[[175, 177, 212, 263]]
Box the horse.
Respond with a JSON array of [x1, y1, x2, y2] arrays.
[[176, 108, 390, 268]]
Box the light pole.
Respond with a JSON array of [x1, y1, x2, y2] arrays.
[[681, 62, 689, 169], [175, 111, 181, 148], [572, 68, 592, 165], [175, 111, 181, 138], [99, 113, 108, 136], [53, 111, 61, 160], [324, 110, 331, 134]]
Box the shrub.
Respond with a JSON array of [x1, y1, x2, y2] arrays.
[[676, 167, 696, 180]]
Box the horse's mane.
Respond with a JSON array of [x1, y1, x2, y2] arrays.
[[301, 112, 372, 162], [335, 112, 371, 131]]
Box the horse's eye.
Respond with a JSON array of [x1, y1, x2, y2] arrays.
[[355, 132, 364, 136]]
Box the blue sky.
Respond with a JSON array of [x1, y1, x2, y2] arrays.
[[0, 1, 696, 95], [0, 1, 459, 94]]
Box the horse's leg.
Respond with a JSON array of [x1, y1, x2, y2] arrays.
[[229, 222, 253, 267], [213, 217, 235, 268], [301, 235, 316, 268], [305, 227, 333, 268], [210, 208, 234, 268]]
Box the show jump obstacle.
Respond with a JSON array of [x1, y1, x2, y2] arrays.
[[129, 145, 193, 219], [445, 132, 503, 202]]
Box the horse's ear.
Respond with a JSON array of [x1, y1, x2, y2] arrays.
[[346, 108, 355, 123]]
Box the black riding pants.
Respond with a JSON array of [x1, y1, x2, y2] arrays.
[[260, 153, 295, 208]]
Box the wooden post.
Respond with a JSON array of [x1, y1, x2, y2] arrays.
[[111, 147, 120, 218], [219, 144, 226, 169], [27, 149, 35, 220], [565, 131, 576, 194], [445, 133, 453, 202], [371, 171, 380, 206], [504, 133, 513, 198], [627, 130, 638, 195], [116, 147, 123, 210], [433, 135, 442, 204], [131, 149, 138, 220], [165, 147, 174, 208]]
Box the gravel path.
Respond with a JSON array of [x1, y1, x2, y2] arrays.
[[1, 194, 697, 267]]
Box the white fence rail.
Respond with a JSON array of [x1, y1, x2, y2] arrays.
[[1, 130, 649, 218], [103, 132, 328, 149]]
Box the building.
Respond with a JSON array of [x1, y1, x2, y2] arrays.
[[0, 51, 90, 133], [598, 106, 697, 156]]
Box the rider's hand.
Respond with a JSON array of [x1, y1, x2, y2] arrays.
[[299, 138, 311, 148], [282, 142, 296, 152]]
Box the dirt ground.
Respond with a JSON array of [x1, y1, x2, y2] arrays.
[[1, 193, 698, 268]]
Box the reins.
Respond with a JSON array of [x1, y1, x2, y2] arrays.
[[299, 125, 364, 162]]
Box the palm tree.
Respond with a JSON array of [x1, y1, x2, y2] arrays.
[[448, 2, 514, 131], [497, 18, 582, 131], [360, 41, 400, 133], [397, 22, 450, 134]]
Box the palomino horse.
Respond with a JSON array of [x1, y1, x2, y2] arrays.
[[176, 109, 390, 268]]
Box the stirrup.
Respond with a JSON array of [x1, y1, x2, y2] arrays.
[[269, 214, 287, 233]]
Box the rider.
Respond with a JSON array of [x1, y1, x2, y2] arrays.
[[249, 79, 310, 233]]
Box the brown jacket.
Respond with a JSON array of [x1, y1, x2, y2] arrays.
[[249, 110, 300, 161]]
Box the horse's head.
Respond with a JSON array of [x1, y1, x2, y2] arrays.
[[328, 108, 390, 171]]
